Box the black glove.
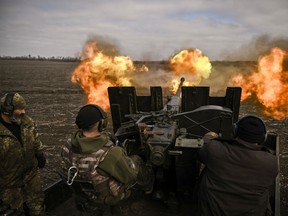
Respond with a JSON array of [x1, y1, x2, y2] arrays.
[[35, 152, 46, 168], [110, 134, 120, 146]]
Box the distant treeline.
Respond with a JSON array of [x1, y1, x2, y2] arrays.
[[0, 56, 259, 67], [0, 55, 79, 62]]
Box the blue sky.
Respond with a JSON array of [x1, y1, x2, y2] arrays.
[[0, 0, 287, 61]]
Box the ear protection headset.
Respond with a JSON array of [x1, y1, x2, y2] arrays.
[[233, 115, 267, 144], [1, 93, 15, 116], [79, 104, 108, 131]]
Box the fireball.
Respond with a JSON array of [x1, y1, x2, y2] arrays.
[[168, 49, 212, 93], [71, 43, 136, 110], [230, 47, 288, 119], [71, 43, 213, 109]]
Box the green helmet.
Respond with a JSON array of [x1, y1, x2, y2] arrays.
[[0, 92, 26, 116]]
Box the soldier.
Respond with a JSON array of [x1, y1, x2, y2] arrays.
[[60, 104, 154, 215], [197, 115, 278, 216], [0, 92, 46, 215]]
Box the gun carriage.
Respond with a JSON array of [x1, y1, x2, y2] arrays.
[[23, 78, 279, 215], [108, 77, 242, 198]]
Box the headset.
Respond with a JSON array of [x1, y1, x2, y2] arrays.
[[79, 104, 108, 132], [233, 115, 267, 144], [1, 92, 15, 116]]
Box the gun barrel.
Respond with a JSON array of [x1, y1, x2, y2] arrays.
[[175, 77, 185, 96], [163, 77, 185, 112]]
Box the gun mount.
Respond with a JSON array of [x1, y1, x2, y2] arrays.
[[108, 78, 242, 196], [43, 78, 280, 215]]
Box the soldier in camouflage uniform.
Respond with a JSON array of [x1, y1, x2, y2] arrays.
[[61, 104, 154, 215], [0, 92, 46, 216]]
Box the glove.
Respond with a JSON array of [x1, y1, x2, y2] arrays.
[[203, 132, 219, 144], [110, 134, 120, 146], [205, 131, 219, 138], [35, 152, 46, 168]]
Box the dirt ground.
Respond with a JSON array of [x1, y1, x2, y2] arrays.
[[0, 59, 287, 215]]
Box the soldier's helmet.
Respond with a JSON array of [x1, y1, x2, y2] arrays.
[[0, 92, 26, 116], [75, 104, 107, 131]]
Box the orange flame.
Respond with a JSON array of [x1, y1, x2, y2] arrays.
[[168, 49, 212, 93], [170, 80, 190, 94], [72, 45, 212, 108], [71, 44, 136, 110], [230, 47, 288, 119]]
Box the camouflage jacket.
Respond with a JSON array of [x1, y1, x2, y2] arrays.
[[0, 114, 44, 189], [61, 131, 138, 205]]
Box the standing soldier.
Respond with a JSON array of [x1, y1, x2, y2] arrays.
[[0, 92, 46, 215], [61, 104, 154, 215]]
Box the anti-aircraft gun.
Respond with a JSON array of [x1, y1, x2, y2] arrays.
[[42, 77, 280, 215], [108, 77, 242, 198]]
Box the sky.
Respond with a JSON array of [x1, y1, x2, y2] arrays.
[[0, 0, 287, 61]]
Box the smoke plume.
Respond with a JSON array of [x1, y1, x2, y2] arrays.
[[221, 34, 288, 61]]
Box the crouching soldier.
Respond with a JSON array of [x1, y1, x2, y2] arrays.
[[197, 115, 278, 216], [60, 104, 154, 215]]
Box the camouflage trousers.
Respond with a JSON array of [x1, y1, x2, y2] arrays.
[[0, 171, 45, 216]]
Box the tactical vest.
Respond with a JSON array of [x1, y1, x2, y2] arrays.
[[61, 139, 127, 205]]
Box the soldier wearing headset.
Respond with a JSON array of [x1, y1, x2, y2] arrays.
[[61, 104, 154, 215], [0, 92, 46, 216], [197, 115, 279, 216]]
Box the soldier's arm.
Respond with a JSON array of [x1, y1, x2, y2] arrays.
[[99, 146, 138, 185], [31, 121, 44, 153], [31, 121, 46, 168], [198, 132, 219, 164]]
